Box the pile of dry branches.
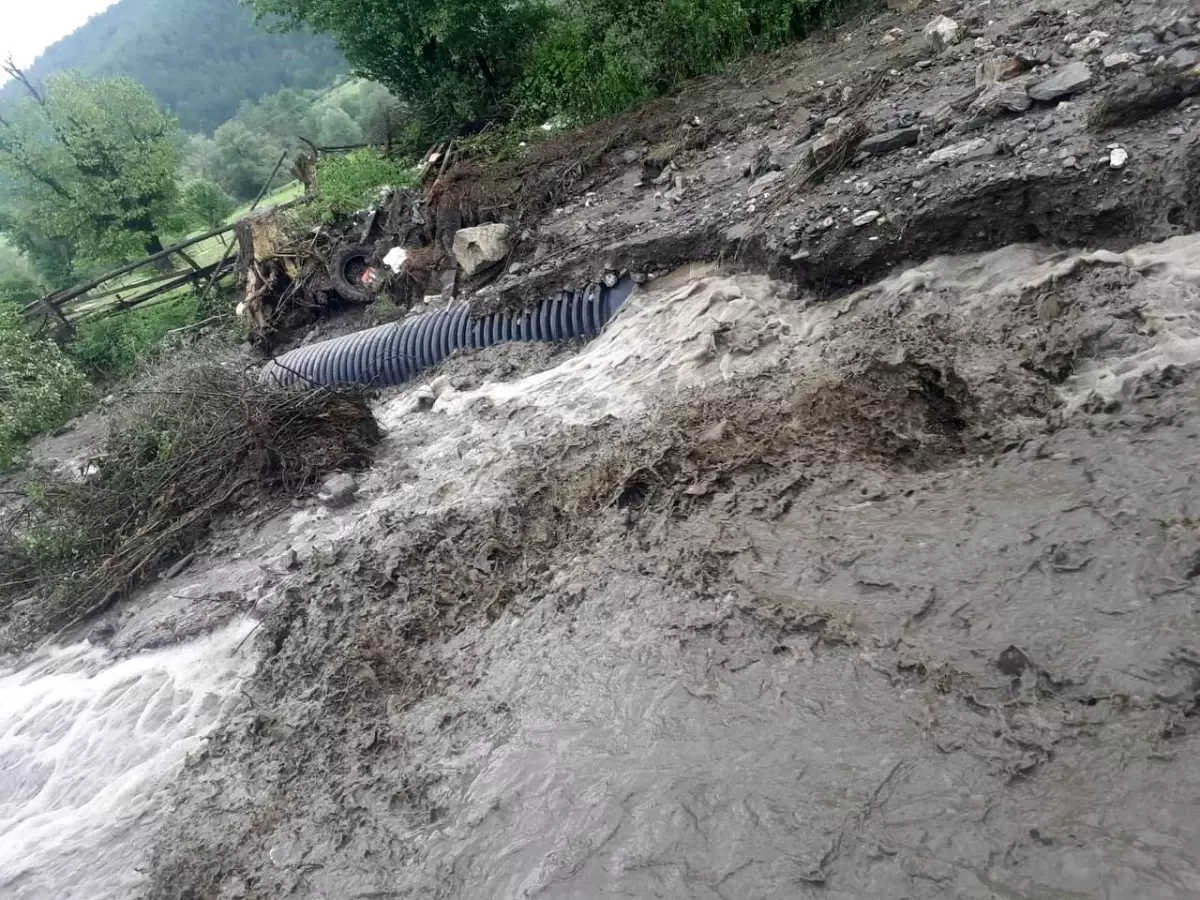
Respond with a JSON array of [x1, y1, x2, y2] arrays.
[[0, 366, 382, 649]]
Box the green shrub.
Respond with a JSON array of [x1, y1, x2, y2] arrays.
[[69, 293, 201, 381], [521, 0, 846, 122], [289, 149, 418, 230], [0, 306, 94, 470]]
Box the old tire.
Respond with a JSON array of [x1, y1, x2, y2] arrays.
[[329, 244, 378, 304]]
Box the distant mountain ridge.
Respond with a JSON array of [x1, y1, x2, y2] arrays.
[[0, 0, 347, 133]]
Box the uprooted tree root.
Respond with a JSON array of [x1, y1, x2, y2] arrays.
[[0, 367, 382, 650]]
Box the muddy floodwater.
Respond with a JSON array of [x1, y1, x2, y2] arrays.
[[0, 623, 255, 899], [5, 242, 1200, 900]]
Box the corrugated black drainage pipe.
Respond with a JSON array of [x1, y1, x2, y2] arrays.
[[263, 276, 636, 389]]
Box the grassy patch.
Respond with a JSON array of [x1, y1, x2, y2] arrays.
[[288, 150, 417, 231]]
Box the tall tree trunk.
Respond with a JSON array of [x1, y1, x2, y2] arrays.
[[144, 233, 174, 273]]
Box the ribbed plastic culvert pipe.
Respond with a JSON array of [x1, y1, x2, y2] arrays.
[[262, 276, 636, 389]]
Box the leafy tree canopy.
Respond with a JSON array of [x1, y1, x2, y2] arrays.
[[0, 70, 182, 271], [250, 0, 550, 126]]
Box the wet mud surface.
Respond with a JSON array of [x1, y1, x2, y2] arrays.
[[10, 0, 1200, 896], [141, 237, 1200, 899]]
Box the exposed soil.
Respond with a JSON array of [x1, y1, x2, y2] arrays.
[[9, 0, 1200, 897]]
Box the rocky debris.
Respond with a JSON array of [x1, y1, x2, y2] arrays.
[[1070, 31, 1110, 56], [1103, 51, 1140, 70], [1168, 48, 1200, 71], [318, 473, 359, 508], [852, 210, 882, 227], [749, 170, 787, 197], [976, 56, 1026, 86], [923, 15, 961, 52], [971, 84, 1034, 116], [1028, 62, 1093, 102], [1173, 18, 1197, 37], [744, 143, 774, 179], [927, 136, 993, 165], [1110, 147, 1129, 169], [86, 622, 116, 645], [1122, 32, 1161, 55], [453, 223, 513, 276], [859, 126, 922, 155], [267, 548, 299, 573]]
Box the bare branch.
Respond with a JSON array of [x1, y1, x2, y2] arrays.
[[2, 58, 46, 106]]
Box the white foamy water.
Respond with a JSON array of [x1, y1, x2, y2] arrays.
[[0, 620, 256, 899]]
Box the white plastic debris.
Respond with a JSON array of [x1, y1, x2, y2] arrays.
[[383, 246, 409, 273]]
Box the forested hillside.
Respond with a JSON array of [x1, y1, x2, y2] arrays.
[[0, 0, 347, 133]]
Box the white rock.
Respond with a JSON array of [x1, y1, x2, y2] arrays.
[[318, 473, 359, 508], [927, 137, 991, 165], [1070, 30, 1110, 56], [853, 210, 882, 227], [452, 223, 513, 276], [923, 15, 962, 51], [1103, 51, 1139, 70], [1109, 147, 1129, 169]]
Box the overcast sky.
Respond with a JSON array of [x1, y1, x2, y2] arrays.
[[0, 0, 118, 74]]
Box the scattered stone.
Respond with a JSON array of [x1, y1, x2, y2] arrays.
[[452, 223, 512, 276], [886, 0, 925, 9], [1103, 51, 1140, 70], [1110, 147, 1129, 169], [976, 57, 1026, 86], [1027, 62, 1093, 102], [971, 84, 1034, 116], [1168, 48, 1200, 71], [915, 59, 934, 70], [1122, 32, 1161, 55], [1168, 126, 1187, 138], [1070, 30, 1110, 56], [318, 473, 359, 508], [919, 99, 956, 129], [1173, 18, 1197, 38], [853, 210, 882, 227], [1062, 156, 1077, 168], [268, 548, 299, 572], [859, 126, 922, 155], [744, 143, 773, 179], [748, 170, 786, 197], [87, 622, 116, 645], [923, 15, 962, 52], [927, 137, 992, 165]]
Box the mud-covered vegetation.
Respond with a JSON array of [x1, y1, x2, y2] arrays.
[[0, 367, 381, 650]]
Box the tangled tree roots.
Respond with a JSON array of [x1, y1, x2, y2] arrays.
[[0, 367, 382, 649]]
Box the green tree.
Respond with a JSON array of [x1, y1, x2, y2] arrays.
[[250, 0, 550, 126], [209, 119, 283, 199], [0, 66, 182, 270], [0, 239, 43, 307], [182, 179, 237, 230]]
